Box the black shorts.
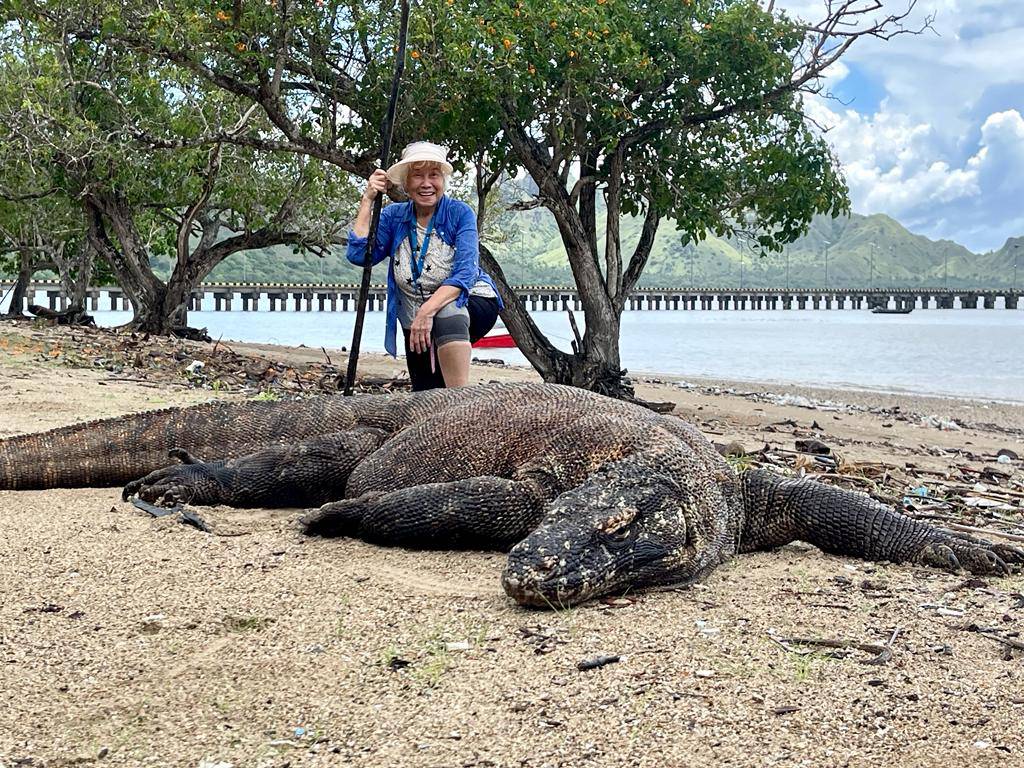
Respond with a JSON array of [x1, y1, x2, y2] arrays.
[[403, 295, 500, 391]]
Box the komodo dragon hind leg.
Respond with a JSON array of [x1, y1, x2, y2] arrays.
[[123, 427, 387, 508], [302, 476, 549, 550], [739, 468, 1024, 575]]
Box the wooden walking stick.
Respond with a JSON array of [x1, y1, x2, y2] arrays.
[[343, 0, 411, 396]]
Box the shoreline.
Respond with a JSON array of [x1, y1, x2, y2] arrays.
[[3, 320, 1024, 435], [211, 333, 1024, 418], [632, 367, 1024, 408]]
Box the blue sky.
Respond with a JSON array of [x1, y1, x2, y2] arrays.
[[777, 0, 1024, 252]]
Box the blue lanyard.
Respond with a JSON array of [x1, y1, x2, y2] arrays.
[[407, 212, 436, 287]]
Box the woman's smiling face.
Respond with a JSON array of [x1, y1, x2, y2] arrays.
[[406, 162, 446, 211]]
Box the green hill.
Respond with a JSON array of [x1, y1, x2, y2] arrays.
[[203, 209, 1018, 290]]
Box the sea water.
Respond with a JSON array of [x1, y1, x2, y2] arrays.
[[4, 290, 1022, 402]]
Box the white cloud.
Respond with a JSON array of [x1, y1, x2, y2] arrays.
[[809, 97, 1024, 250], [773, 0, 1024, 250]]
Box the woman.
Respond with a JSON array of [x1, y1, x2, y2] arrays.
[[347, 141, 502, 390]]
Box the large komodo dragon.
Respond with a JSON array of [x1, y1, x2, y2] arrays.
[[1, 382, 1020, 606]]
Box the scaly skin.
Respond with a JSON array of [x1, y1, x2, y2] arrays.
[[2, 383, 1020, 606]]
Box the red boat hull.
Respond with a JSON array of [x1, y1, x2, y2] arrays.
[[472, 333, 516, 349]]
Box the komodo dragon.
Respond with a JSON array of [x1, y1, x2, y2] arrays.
[[1, 382, 1019, 607]]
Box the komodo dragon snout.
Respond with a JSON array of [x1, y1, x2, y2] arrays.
[[502, 463, 694, 607]]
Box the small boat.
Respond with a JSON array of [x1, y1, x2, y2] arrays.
[[871, 306, 913, 315], [473, 319, 517, 349]]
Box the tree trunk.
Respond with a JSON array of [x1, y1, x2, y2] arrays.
[[83, 192, 314, 337], [479, 244, 633, 398], [84, 195, 184, 334], [40, 240, 96, 325], [53, 240, 94, 315], [2, 249, 34, 319]]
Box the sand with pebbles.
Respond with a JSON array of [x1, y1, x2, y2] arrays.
[[1, 325, 1022, 768]]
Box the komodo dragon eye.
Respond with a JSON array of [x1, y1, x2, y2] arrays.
[[597, 508, 638, 543]]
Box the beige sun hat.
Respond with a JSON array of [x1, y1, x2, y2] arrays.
[[385, 141, 454, 187]]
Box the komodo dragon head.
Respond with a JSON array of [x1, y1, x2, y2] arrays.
[[501, 457, 726, 607]]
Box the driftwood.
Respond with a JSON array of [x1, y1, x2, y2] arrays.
[[28, 304, 95, 327], [769, 630, 899, 666]]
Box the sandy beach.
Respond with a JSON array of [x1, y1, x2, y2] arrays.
[[1, 322, 1022, 768]]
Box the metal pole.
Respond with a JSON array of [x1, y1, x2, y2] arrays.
[[786, 251, 790, 291], [344, 0, 410, 396]]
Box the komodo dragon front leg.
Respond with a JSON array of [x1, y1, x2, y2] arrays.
[[122, 427, 387, 508], [302, 475, 551, 549], [740, 468, 1024, 575]]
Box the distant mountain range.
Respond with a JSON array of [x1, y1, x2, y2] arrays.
[[205, 209, 1022, 290]]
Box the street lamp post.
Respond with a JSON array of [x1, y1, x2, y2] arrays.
[[689, 245, 695, 290], [786, 250, 790, 291]]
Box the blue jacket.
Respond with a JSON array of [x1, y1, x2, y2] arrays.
[[347, 195, 503, 357]]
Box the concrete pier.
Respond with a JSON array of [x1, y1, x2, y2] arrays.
[[5, 281, 1022, 314]]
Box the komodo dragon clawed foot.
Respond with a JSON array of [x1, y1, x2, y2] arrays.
[[122, 453, 231, 506], [914, 539, 1024, 576]]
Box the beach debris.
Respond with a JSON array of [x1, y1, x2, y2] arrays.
[[23, 603, 64, 614], [772, 705, 802, 716], [179, 508, 211, 532], [2, 324, 406, 397], [768, 631, 897, 665], [519, 624, 568, 655], [140, 613, 166, 634], [795, 438, 831, 455], [962, 624, 1024, 659], [577, 654, 621, 671], [919, 414, 963, 431], [131, 497, 179, 518], [715, 440, 747, 457]]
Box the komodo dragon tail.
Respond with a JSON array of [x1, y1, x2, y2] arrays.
[[739, 468, 1023, 575], [0, 396, 361, 490]]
